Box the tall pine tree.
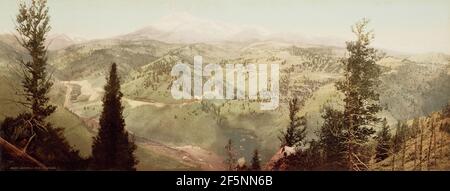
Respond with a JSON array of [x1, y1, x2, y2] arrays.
[[319, 107, 346, 169], [251, 149, 261, 171], [13, 0, 56, 148], [91, 63, 137, 170], [375, 118, 391, 162], [15, 0, 56, 123], [279, 97, 307, 147], [224, 139, 236, 171], [335, 19, 381, 170]]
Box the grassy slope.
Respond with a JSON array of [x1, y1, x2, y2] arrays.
[[135, 144, 199, 170], [372, 112, 450, 171], [124, 100, 284, 162], [0, 78, 95, 157], [0, 73, 194, 170]]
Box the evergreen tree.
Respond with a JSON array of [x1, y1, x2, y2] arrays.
[[335, 19, 381, 170], [441, 105, 450, 134], [224, 139, 236, 171], [279, 97, 307, 147], [443, 104, 450, 118], [251, 149, 261, 171], [13, 0, 56, 148], [91, 63, 137, 170], [319, 107, 346, 169], [304, 139, 323, 169], [375, 118, 391, 162], [392, 122, 407, 153], [391, 124, 400, 170], [15, 0, 56, 123]]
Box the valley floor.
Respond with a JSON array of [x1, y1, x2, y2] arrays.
[[62, 80, 225, 170]]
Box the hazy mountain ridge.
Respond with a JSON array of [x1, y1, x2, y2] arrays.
[[48, 39, 182, 80], [379, 59, 450, 121], [46, 33, 88, 50]]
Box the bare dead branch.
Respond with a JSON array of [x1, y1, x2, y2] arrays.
[[0, 136, 47, 170]]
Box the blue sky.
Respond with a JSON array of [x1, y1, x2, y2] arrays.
[[1, 0, 449, 53]]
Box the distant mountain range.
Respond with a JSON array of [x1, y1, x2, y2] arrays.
[[0, 33, 87, 51], [117, 12, 346, 47], [1, 13, 447, 55], [118, 12, 269, 43], [47, 34, 87, 50]]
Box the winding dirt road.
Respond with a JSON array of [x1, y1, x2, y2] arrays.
[[62, 80, 200, 109]]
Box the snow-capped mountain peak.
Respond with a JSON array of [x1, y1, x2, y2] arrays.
[[122, 12, 271, 43], [119, 12, 346, 47]]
